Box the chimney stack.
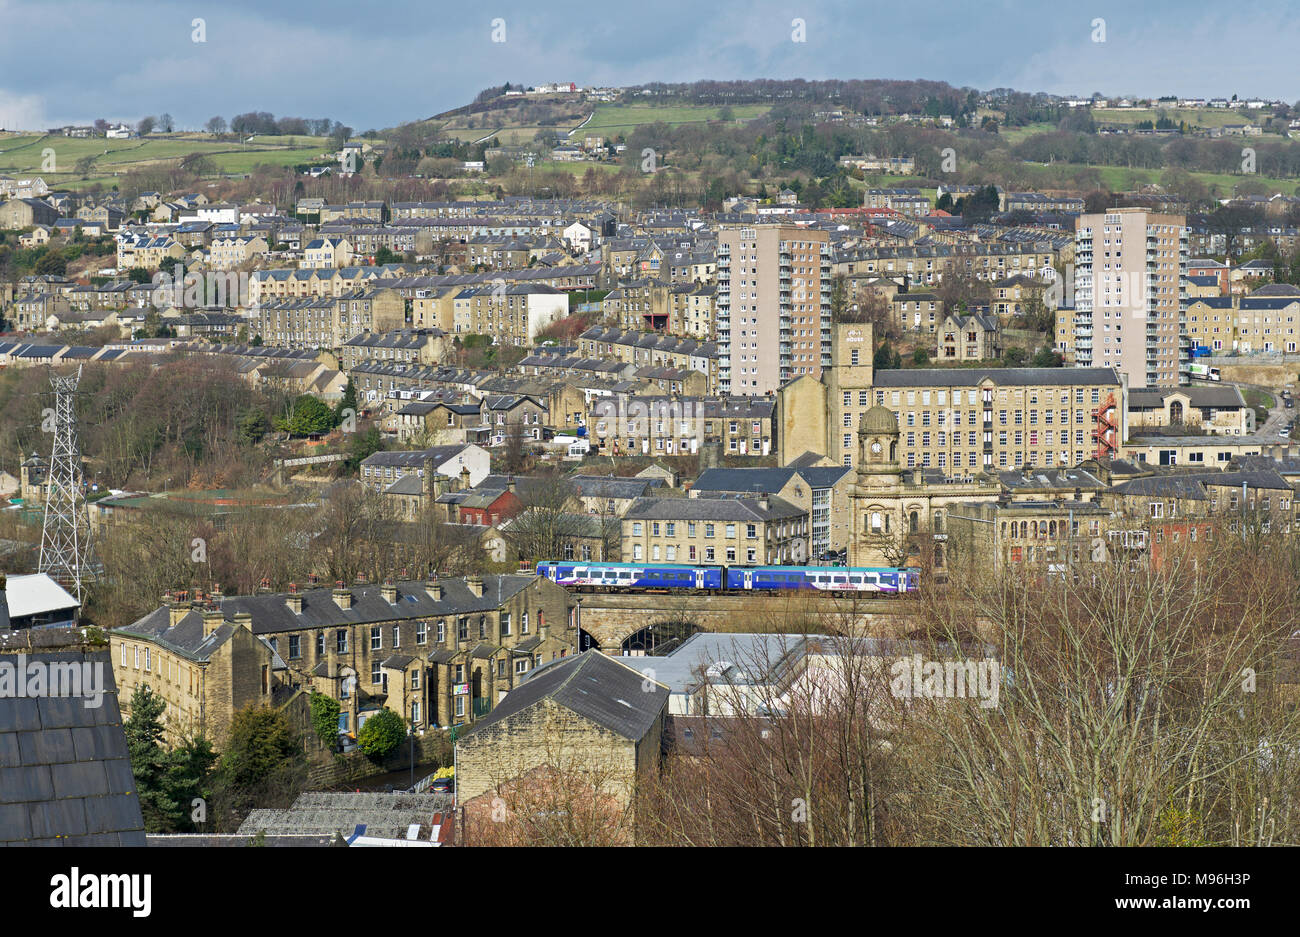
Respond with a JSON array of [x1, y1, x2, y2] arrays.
[[427, 581, 443, 602], [201, 607, 224, 637], [286, 583, 303, 614], [232, 612, 252, 631], [167, 592, 192, 628], [467, 576, 484, 598], [381, 578, 398, 604], [333, 582, 353, 610]]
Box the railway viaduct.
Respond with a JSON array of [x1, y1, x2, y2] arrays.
[[571, 591, 928, 653]]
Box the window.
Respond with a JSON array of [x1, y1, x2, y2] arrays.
[[479, 616, 488, 639], [316, 632, 325, 657], [288, 634, 301, 659], [336, 630, 348, 653], [632, 522, 643, 536], [144, 648, 151, 672], [392, 625, 400, 648], [458, 618, 468, 640], [497, 658, 506, 678], [411, 668, 420, 690], [416, 621, 427, 645], [371, 661, 383, 684], [500, 613, 511, 636], [455, 696, 465, 717], [516, 658, 529, 674], [371, 626, 382, 651], [412, 702, 421, 724], [726, 547, 737, 562], [746, 523, 757, 539], [726, 524, 736, 538], [521, 612, 529, 634], [436, 620, 445, 643]]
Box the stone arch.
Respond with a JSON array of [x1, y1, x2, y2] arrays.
[[621, 618, 698, 656]]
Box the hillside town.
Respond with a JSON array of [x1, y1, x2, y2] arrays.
[[0, 9, 1296, 888]]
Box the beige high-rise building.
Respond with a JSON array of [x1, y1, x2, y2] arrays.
[[1072, 208, 1188, 388], [717, 225, 831, 395]]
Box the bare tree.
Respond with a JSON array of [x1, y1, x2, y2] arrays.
[[500, 471, 583, 564]]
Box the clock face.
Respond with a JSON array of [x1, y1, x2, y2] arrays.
[[870, 441, 882, 454]]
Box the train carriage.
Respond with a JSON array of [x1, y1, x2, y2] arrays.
[[536, 561, 917, 596], [534, 562, 725, 591], [724, 565, 918, 594]]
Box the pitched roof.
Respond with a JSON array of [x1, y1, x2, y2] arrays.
[[692, 465, 849, 495], [0, 643, 146, 845], [873, 367, 1118, 387], [462, 650, 667, 742], [625, 493, 804, 522]]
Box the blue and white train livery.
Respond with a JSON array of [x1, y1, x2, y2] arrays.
[[724, 565, 918, 594], [534, 562, 918, 596]]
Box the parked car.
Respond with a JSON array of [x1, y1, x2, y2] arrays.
[[430, 776, 454, 794]]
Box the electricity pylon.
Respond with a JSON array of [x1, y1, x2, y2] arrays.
[[38, 366, 95, 603]]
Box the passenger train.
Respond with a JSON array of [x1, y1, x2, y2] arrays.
[[535, 561, 919, 596]]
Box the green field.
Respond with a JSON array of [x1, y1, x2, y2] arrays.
[[1081, 164, 1297, 196], [1001, 121, 1057, 144], [531, 160, 622, 175], [1091, 107, 1268, 129], [0, 130, 336, 184], [577, 103, 770, 140]]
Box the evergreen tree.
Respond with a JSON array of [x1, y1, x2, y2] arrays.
[[210, 705, 306, 830], [334, 378, 358, 426], [124, 685, 215, 832]]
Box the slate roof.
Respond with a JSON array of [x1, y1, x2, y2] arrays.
[[120, 576, 538, 639], [568, 474, 667, 500], [0, 644, 145, 846], [1128, 386, 1245, 409], [625, 493, 804, 522], [462, 650, 668, 742], [873, 367, 1119, 387], [692, 465, 850, 495]]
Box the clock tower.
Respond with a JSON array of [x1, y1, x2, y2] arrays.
[[855, 404, 901, 490]]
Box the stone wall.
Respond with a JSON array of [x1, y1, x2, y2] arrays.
[[305, 729, 453, 788], [575, 592, 911, 652]]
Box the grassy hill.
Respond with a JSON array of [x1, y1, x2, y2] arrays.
[[0, 131, 337, 190]]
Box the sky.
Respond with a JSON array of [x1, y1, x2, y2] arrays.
[[2, 0, 1299, 131]]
